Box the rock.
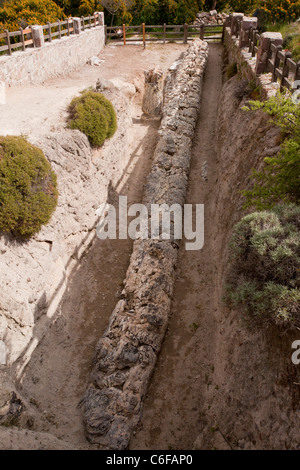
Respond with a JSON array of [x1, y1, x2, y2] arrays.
[[96, 77, 136, 97], [109, 78, 136, 97], [88, 56, 104, 66], [142, 68, 164, 116]]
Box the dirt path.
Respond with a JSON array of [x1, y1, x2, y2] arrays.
[[0, 44, 187, 140], [130, 44, 224, 450]]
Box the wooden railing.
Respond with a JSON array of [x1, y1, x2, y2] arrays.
[[105, 23, 224, 46], [0, 13, 102, 56], [248, 27, 300, 92], [229, 16, 300, 93], [0, 27, 33, 54]]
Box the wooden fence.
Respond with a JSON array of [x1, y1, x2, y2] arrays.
[[105, 23, 224, 46], [0, 13, 102, 56], [234, 18, 300, 93]]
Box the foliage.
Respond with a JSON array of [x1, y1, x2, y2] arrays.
[[78, 0, 98, 15], [242, 93, 300, 210], [214, 0, 257, 14], [258, 0, 300, 24], [99, 0, 132, 25], [68, 91, 117, 147], [0, 0, 65, 32], [0, 136, 58, 238], [225, 204, 300, 329]]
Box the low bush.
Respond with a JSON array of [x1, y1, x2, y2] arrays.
[[224, 204, 300, 329], [68, 91, 117, 147], [0, 135, 58, 238], [242, 93, 300, 210]]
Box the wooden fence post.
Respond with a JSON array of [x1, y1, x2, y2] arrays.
[[280, 51, 292, 91], [163, 23, 166, 44], [123, 24, 126, 45], [105, 25, 108, 44], [89, 15, 91, 28], [272, 45, 282, 82], [81, 16, 85, 31], [47, 22, 52, 42], [248, 27, 253, 52], [143, 23, 146, 49], [200, 24, 204, 40], [251, 30, 258, 57], [295, 61, 300, 82], [221, 23, 225, 43], [5, 30, 11, 55], [183, 23, 188, 44], [20, 27, 25, 51], [58, 20, 61, 39]]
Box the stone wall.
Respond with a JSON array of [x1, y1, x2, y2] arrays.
[[81, 39, 209, 450], [0, 24, 105, 87], [223, 26, 280, 99]]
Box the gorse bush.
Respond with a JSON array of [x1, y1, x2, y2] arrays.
[[242, 93, 300, 210], [68, 91, 117, 147], [225, 204, 300, 329], [259, 0, 300, 24], [0, 136, 58, 238], [0, 0, 64, 33]]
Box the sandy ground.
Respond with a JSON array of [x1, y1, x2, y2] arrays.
[[0, 43, 187, 139], [0, 43, 188, 449], [130, 43, 224, 451]]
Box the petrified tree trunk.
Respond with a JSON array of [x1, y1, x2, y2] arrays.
[[142, 68, 164, 116]]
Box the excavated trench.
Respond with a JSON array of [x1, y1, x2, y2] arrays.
[[2, 40, 300, 451], [130, 42, 224, 451]]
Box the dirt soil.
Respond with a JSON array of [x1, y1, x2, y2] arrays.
[[0, 43, 187, 139]]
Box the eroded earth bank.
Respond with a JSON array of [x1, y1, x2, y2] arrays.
[[131, 47, 300, 451], [1, 41, 300, 451]]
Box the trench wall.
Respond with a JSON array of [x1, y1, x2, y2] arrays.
[[82, 38, 209, 450]]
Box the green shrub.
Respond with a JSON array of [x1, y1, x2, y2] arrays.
[[0, 136, 58, 238], [242, 93, 300, 210], [225, 204, 300, 329], [68, 91, 117, 147]]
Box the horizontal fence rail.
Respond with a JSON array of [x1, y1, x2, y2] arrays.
[[105, 23, 224, 46], [0, 12, 103, 56]]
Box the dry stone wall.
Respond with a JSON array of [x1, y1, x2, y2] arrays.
[[81, 39, 209, 450]]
